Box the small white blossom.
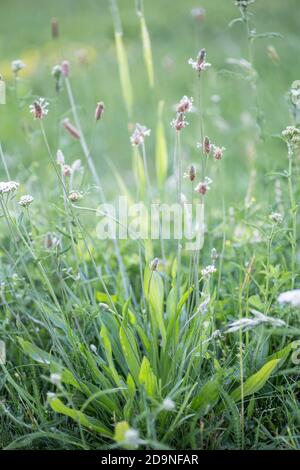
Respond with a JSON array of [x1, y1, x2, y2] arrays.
[[162, 397, 176, 411], [123, 428, 140, 448], [50, 373, 61, 386], [47, 392, 56, 401], [130, 123, 151, 146], [90, 344, 97, 353], [278, 290, 300, 308], [11, 60, 25, 73], [19, 194, 34, 207], [201, 264, 216, 278], [0, 181, 19, 195], [282, 126, 300, 145], [269, 212, 283, 224]]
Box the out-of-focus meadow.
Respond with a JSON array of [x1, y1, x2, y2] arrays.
[[1, 0, 299, 205]]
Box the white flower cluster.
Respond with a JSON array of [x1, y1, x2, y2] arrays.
[[269, 212, 283, 224], [278, 289, 300, 308], [0, 181, 19, 195], [201, 264, 216, 278], [19, 194, 34, 207]]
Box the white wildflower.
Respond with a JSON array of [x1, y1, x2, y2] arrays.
[[50, 373, 61, 386], [269, 212, 283, 224], [47, 392, 56, 401], [278, 290, 300, 308], [0, 181, 19, 195], [123, 428, 140, 448], [11, 60, 25, 73], [282, 126, 300, 145], [201, 264, 216, 278], [19, 195, 34, 207], [162, 397, 176, 411], [90, 344, 97, 353]]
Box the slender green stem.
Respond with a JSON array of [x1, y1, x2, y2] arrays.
[[64, 75, 129, 298], [287, 143, 297, 288]]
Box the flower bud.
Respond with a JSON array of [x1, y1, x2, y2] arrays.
[[95, 101, 105, 121]]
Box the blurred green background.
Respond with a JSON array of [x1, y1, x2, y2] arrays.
[[0, 0, 299, 212]]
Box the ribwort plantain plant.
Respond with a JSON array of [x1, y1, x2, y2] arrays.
[[0, 0, 300, 452]]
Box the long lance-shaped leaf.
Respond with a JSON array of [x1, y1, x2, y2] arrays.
[[230, 358, 281, 402]]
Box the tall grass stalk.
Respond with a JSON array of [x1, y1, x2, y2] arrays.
[[64, 75, 129, 298], [286, 142, 297, 288]]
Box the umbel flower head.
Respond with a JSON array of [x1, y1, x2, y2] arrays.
[[188, 48, 211, 72], [0, 181, 19, 195], [282, 126, 300, 146], [19, 195, 34, 207], [130, 123, 151, 146], [269, 212, 283, 224], [29, 98, 49, 119]]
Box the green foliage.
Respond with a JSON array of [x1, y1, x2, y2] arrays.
[[0, 0, 300, 452]]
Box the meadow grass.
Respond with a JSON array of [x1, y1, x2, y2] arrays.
[[0, 0, 300, 450]]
